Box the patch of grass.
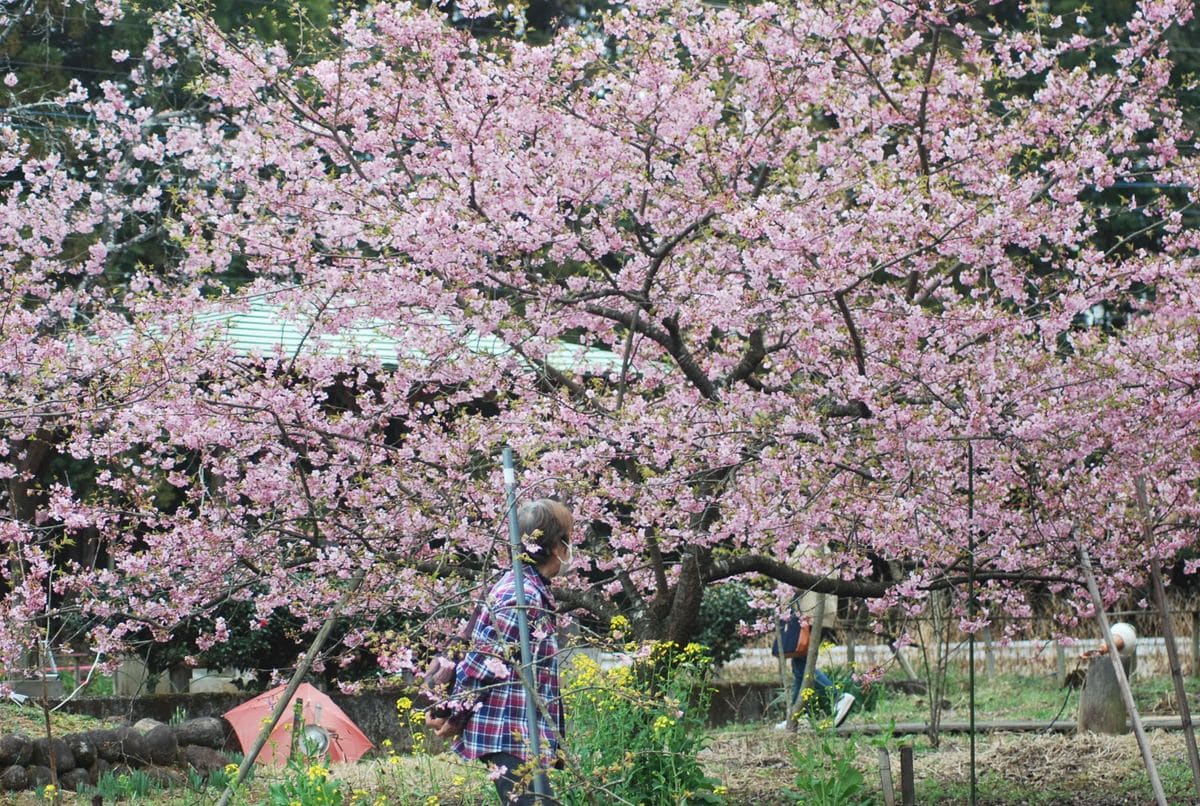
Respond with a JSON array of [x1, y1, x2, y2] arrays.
[[857, 666, 1200, 733], [1128, 669, 1200, 716], [0, 701, 114, 736], [914, 768, 1091, 805], [1117, 755, 1200, 804], [870, 671, 1068, 723]]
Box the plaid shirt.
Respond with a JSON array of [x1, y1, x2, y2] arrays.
[[451, 568, 563, 763]]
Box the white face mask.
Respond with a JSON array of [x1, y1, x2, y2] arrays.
[[558, 544, 574, 573]]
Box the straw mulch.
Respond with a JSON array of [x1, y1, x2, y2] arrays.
[[702, 727, 1199, 805]]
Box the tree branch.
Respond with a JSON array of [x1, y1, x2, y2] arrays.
[[705, 554, 1082, 598], [833, 291, 866, 376], [661, 313, 718, 399], [719, 328, 766, 389]]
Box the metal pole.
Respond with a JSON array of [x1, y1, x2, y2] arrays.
[[502, 446, 548, 799], [1078, 544, 1168, 806], [966, 441, 976, 806], [1136, 476, 1200, 799]]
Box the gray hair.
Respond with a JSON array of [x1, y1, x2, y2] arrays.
[[518, 498, 573, 563]]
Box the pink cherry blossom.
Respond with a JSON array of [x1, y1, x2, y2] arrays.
[[0, 0, 1197, 679]]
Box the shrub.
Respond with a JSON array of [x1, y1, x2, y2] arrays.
[[785, 731, 872, 806], [266, 760, 347, 806], [558, 641, 724, 804], [695, 582, 760, 667]]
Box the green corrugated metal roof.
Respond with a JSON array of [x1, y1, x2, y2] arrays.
[[194, 301, 624, 375]]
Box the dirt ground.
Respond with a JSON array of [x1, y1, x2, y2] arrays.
[[703, 726, 1200, 804]]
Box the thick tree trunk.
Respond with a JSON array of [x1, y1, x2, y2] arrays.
[[663, 550, 705, 646], [6, 431, 56, 521]]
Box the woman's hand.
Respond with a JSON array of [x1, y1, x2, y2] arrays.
[[425, 714, 463, 740]]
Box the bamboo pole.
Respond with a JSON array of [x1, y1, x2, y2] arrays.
[[796, 590, 827, 720], [1193, 612, 1200, 678], [775, 618, 790, 714], [216, 569, 366, 806], [1077, 544, 1167, 806], [1135, 476, 1200, 799]]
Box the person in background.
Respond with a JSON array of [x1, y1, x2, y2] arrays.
[[772, 611, 855, 729], [428, 499, 574, 805]]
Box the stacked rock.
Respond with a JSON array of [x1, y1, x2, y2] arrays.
[[0, 716, 235, 793]]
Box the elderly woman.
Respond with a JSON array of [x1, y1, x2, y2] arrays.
[[429, 498, 574, 805]]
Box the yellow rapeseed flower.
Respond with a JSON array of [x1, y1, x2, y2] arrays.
[[307, 764, 329, 780], [396, 696, 414, 711], [224, 763, 240, 776]]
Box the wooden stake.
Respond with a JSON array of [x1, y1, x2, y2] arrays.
[[890, 640, 921, 683], [899, 744, 915, 806], [1078, 544, 1167, 806], [878, 747, 896, 806], [981, 626, 997, 679], [1192, 611, 1199, 678], [799, 591, 828, 703], [1136, 476, 1200, 799]]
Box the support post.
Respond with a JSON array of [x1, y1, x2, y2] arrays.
[[1192, 611, 1199, 679], [775, 618, 790, 721], [966, 442, 978, 806], [1136, 476, 1200, 800], [797, 590, 827, 718], [846, 600, 859, 666], [981, 627, 997, 679], [878, 747, 896, 806], [502, 446, 549, 801], [890, 640, 921, 683], [216, 570, 365, 806], [1078, 544, 1167, 806], [900, 744, 915, 806]]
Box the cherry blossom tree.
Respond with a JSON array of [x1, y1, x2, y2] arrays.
[[2, 0, 1198, 681]]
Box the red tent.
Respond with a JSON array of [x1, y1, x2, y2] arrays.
[[223, 682, 373, 765]]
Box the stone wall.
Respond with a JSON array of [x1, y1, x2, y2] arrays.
[[30, 681, 784, 771], [0, 717, 235, 794], [54, 688, 414, 751]]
